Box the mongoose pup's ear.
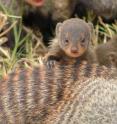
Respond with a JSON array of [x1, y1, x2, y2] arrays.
[[56, 22, 62, 38], [87, 22, 94, 43], [108, 52, 117, 64], [88, 22, 94, 34]]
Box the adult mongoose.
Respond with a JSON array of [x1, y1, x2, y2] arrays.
[[44, 18, 96, 67], [95, 36, 117, 68], [23, 0, 77, 46], [25, 0, 44, 7], [0, 60, 117, 123], [78, 0, 117, 21]]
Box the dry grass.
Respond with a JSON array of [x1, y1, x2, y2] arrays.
[[0, 2, 117, 77]]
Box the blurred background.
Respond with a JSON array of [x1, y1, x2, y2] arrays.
[[0, 0, 117, 76]]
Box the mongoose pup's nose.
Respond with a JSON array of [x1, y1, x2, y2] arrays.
[[34, 0, 43, 2], [71, 47, 78, 53]]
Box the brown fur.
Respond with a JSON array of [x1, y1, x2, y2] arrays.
[[95, 36, 117, 67], [45, 18, 97, 66], [0, 60, 117, 123], [78, 0, 117, 21], [52, 0, 77, 21]]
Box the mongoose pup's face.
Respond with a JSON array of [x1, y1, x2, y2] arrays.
[[56, 18, 93, 58]]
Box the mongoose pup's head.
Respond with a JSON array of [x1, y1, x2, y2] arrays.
[[56, 18, 93, 58]]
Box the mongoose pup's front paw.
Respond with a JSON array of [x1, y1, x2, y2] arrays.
[[44, 55, 60, 68]]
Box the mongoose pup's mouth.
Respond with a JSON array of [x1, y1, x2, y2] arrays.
[[64, 47, 86, 58], [25, 0, 44, 6]]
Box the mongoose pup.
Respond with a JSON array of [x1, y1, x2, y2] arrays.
[[45, 18, 96, 66], [0, 61, 117, 123], [95, 36, 117, 67]]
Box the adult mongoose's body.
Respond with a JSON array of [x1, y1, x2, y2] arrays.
[[96, 36, 117, 67], [78, 0, 117, 21], [0, 61, 117, 123]]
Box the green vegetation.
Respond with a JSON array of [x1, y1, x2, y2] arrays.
[[0, 3, 117, 77]]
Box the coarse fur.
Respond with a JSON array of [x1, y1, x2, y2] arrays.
[[78, 0, 117, 21], [45, 18, 96, 66], [95, 36, 117, 67], [0, 60, 117, 123], [46, 78, 117, 124], [51, 0, 77, 21]]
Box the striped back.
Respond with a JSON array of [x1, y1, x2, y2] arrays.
[[46, 78, 117, 124], [0, 61, 116, 124]]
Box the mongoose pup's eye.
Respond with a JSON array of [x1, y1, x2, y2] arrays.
[[81, 39, 85, 43], [65, 39, 69, 43]]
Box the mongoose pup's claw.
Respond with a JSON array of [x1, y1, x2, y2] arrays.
[[44, 55, 60, 68], [47, 59, 57, 68]]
